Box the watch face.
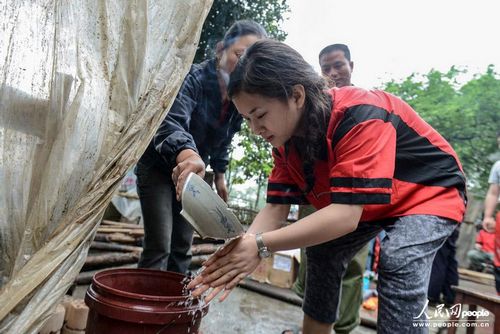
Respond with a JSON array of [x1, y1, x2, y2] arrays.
[[260, 248, 271, 258]]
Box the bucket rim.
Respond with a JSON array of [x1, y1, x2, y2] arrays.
[[85, 285, 210, 315], [92, 268, 198, 303]]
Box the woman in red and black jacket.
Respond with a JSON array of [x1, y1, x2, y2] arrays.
[[188, 40, 466, 334]]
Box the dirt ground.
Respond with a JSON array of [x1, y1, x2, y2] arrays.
[[198, 287, 376, 334]]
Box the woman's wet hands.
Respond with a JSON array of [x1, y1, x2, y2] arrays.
[[187, 234, 261, 302]]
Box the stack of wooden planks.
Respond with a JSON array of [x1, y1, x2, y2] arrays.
[[75, 220, 224, 285]]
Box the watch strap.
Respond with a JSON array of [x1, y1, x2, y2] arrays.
[[255, 232, 266, 250]]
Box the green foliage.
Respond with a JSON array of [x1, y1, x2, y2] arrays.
[[383, 65, 500, 192], [194, 0, 289, 62], [227, 122, 274, 209], [230, 123, 274, 181]]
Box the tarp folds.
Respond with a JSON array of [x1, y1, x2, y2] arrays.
[[0, 1, 212, 332]]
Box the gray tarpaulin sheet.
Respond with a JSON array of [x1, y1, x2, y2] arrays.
[[0, 0, 212, 332]]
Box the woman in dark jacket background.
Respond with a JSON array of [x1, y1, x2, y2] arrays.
[[136, 20, 267, 273]]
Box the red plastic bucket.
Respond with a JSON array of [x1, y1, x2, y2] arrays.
[[84, 268, 208, 334]]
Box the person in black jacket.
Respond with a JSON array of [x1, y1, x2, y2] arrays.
[[136, 20, 267, 273]]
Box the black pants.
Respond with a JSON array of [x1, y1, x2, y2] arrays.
[[427, 227, 460, 304], [135, 161, 193, 274]]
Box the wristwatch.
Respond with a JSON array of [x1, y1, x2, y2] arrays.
[[255, 233, 272, 259]]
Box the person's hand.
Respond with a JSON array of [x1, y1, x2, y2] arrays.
[[482, 216, 496, 233], [172, 150, 205, 200], [187, 234, 261, 302], [214, 173, 228, 202]]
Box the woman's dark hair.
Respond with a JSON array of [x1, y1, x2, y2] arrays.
[[222, 20, 268, 50], [228, 40, 332, 193]]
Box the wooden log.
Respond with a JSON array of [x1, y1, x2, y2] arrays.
[[116, 192, 140, 200], [97, 227, 133, 233], [94, 233, 138, 244], [239, 277, 302, 306], [191, 243, 220, 255], [192, 235, 224, 245], [189, 255, 210, 268], [128, 229, 145, 237], [97, 227, 144, 236], [90, 241, 142, 253], [83, 252, 139, 270], [75, 271, 98, 285], [101, 220, 143, 229]]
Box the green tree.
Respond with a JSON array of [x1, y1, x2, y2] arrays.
[[194, 0, 289, 62], [227, 123, 274, 209], [384, 66, 500, 192]]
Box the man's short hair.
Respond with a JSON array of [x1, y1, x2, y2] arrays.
[[318, 44, 351, 61]]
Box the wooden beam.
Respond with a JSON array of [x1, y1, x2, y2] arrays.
[[458, 267, 495, 285], [94, 233, 138, 244], [97, 227, 144, 237], [90, 241, 142, 253], [191, 243, 219, 255], [100, 220, 143, 229], [83, 252, 139, 270]]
